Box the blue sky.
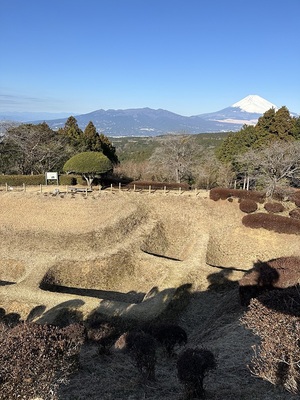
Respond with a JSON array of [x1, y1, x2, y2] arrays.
[[1, 0, 299, 116]]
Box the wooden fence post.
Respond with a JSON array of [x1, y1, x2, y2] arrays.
[[149, 185, 151, 194], [164, 186, 166, 195], [5, 183, 8, 192], [119, 182, 121, 192], [23, 183, 26, 192], [133, 184, 136, 192], [40, 184, 42, 193], [179, 187, 182, 195], [111, 183, 113, 193]]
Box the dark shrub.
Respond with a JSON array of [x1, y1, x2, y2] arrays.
[[241, 286, 300, 394], [177, 348, 216, 399], [209, 188, 265, 202], [86, 320, 119, 354], [239, 256, 300, 306], [59, 174, 79, 186], [239, 199, 258, 213], [145, 323, 187, 357], [264, 202, 285, 213], [127, 331, 157, 381], [289, 209, 300, 220], [114, 330, 156, 381], [242, 213, 300, 235], [0, 322, 83, 399]]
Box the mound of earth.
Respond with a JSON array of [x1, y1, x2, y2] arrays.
[[0, 190, 299, 324]]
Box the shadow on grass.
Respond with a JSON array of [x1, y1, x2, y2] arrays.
[[40, 282, 145, 304]]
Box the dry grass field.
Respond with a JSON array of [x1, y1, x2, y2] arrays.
[[0, 187, 299, 399]]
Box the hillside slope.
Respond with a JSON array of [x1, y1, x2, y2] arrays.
[[0, 189, 299, 398]]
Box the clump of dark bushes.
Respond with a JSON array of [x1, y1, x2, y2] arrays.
[[209, 188, 265, 203], [113, 322, 188, 380], [239, 256, 300, 306], [239, 199, 258, 213], [0, 321, 83, 399], [242, 213, 300, 235], [264, 202, 285, 213], [177, 348, 216, 399], [241, 286, 300, 394]]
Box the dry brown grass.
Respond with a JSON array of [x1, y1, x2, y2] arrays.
[[0, 188, 299, 399]]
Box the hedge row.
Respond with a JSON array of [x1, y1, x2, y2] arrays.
[[0, 174, 82, 186], [242, 213, 300, 235], [210, 188, 266, 203], [127, 181, 191, 190]]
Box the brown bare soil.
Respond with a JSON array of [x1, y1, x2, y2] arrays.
[[0, 188, 299, 399]]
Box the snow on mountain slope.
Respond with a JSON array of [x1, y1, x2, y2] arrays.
[[232, 95, 278, 113]]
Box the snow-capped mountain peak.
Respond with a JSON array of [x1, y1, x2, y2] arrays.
[[232, 95, 278, 114]]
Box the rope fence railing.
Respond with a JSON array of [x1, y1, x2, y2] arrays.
[[0, 183, 205, 197]]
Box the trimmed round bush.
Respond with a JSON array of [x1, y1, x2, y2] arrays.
[[289, 191, 300, 207], [63, 152, 112, 174], [239, 199, 258, 213], [289, 209, 300, 220], [264, 202, 285, 213]]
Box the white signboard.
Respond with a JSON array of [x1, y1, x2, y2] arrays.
[[45, 172, 59, 184]]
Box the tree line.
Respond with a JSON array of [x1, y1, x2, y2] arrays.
[[0, 117, 118, 176], [216, 106, 300, 196], [114, 106, 300, 196], [1, 106, 300, 196]]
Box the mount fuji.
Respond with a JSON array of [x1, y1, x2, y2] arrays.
[[197, 94, 279, 126]]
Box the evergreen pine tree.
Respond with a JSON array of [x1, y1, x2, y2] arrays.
[[83, 121, 102, 152]]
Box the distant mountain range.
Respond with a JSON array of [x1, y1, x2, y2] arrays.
[[1, 95, 297, 137]]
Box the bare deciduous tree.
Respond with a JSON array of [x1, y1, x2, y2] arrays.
[[2, 123, 69, 174], [193, 150, 235, 189], [237, 141, 300, 197], [114, 160, 150, 181], [148, 134, 202, 183]]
